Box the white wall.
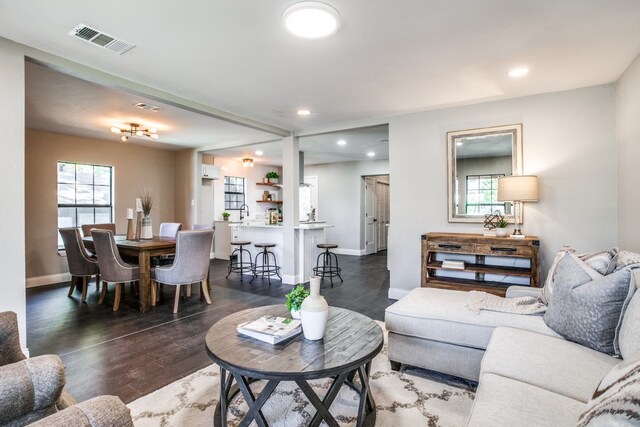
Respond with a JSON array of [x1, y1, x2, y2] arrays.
[[389, 85, 617, 299], [211, 157, 282, 222], [304, 160, 389, 253], [0, 38, 26, 349], [616, 52, 640, 252]]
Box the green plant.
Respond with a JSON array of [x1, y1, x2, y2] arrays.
[[496, 217, 509, 228], [139, 190, 153, 217], [222, 211, 230, 218], [285, 284, 310, 312], [266, 171, 280, 180]]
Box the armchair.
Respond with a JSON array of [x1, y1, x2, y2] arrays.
[[0, 311, 133, 427]]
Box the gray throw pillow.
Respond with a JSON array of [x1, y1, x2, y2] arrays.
[[577, 352, 640, 426], [543, 253, 636, 355]]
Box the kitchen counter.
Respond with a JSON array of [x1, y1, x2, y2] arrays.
[[228, 222, 332, 283]]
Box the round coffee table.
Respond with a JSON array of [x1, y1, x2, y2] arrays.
[[205, 305, 383, 427]]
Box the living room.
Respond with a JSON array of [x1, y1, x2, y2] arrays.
[[2, 1, 640, 426]]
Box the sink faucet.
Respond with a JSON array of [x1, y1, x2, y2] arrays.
[[239, 204, 249, 220]]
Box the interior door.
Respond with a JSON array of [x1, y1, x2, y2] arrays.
[[364, 177, 376, 255], [376, 182, 390, 250]]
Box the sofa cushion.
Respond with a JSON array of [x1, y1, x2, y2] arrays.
[[481, 327, 618, 403], [542, 247, 618, 304], [385, 288, 560, 351], [544, 253, 636, 355], [618, 271, 640, 359], [466, 373, 585, 427], [577, 351, 640, 426]]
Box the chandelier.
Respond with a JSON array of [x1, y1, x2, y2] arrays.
[[110, 123, 159, 142], [242, 158, 254, 167]]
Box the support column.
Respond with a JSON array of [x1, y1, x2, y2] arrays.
[[281, 135, 300, 284]]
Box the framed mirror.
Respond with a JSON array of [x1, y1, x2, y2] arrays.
[[447, 124, 522, 223]]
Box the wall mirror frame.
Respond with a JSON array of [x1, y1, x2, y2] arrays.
[[447, 123, 523, 223]]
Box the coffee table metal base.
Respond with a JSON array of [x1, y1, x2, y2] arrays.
[[214, 361, 376, 427]]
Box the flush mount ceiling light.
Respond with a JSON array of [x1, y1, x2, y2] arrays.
[[110, 123, 159, 142], [283, 2, 341, 39], [243, 158, 254, 168], [337, 139, 347, 146], [508, 67, 529, 78]]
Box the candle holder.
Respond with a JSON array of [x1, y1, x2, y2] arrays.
[[135, 212, 142, 240], [126, 218, 135, 240]]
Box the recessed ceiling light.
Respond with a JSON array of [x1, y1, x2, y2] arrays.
[[508, 67, 529, 78], [283, 2, 341, 39], [367, 152, 375, 157], [255, 150, 264, 155], [297, 109, 311, 116], [337, 140, 347, 146]]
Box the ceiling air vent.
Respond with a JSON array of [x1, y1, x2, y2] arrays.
[[69, 24, 135, 55]]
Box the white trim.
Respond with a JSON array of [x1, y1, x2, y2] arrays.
[[281, 274, 298, 285], [22, 348, 29, 358], [332, 248, 366, 256], [26, 273, 71, 288], [388, 287, 410, 300]]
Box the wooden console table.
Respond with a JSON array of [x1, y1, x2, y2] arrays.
[[421, 232, 540, 296]]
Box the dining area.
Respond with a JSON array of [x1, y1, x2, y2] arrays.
[[60, 222, 214, 314]]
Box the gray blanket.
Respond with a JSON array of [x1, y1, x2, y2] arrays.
[[465, 291, 547, 315]]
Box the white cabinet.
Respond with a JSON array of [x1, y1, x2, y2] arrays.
[[201, 164, 220, 180]]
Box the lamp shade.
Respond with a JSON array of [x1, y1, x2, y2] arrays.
[[497, 175, 539, 202]]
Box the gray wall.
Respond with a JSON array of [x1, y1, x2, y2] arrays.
[[388, 84, 617, 299], [0, 38, 26, 348], [304, 160, 389, 253], [616, 52, 640, 252]]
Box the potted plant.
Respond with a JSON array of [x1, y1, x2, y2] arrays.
[[285, 284, 310, 319], [495, 217, 509, 237], [222, 212, 230, 221], [266, 171, 280, 184], [139, 190, 153, 239]]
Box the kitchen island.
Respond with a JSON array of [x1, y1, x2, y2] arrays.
[[229, 222, 333, 283]]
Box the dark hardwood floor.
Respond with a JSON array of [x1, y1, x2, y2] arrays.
[[26, 251, 392, 403]]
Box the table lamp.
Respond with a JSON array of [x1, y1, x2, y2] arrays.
[[497, 175, 539, 238]]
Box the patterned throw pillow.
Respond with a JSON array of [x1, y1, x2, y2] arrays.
[[543, 253, 636, 355], [615, 250, 640, 272], [577, 353, 640, 426], [541, 247, 619, 304]]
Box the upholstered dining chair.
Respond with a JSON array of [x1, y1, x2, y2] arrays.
[[192, 223, 214, 230], [151, 229, 214, 313], [81, 223, 116, 238], [91, 229, 140, 312], [59, 227, 100, 302], [159, 222, 182, 237]]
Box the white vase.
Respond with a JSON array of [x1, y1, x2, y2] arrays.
[[141, 216, 153, 239], [301, 276, 328, 340], [495, 227, 508, 237], [290, 309, 301, 320]]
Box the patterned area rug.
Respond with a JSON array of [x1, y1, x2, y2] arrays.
[[128, 323, 476, 426]]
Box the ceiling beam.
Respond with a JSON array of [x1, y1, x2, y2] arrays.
[[23, 46, 291, 138]]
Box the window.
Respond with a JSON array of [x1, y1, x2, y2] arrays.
[[57, 162, 113, 245], [224, 176, 245, 210], [465, 174, 505, 215]]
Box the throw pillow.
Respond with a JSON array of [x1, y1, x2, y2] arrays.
[[543, 253, 636, 355], [541, 247, 618, 305], [615, 250, 640, 272], [577, 352, 640, 426]]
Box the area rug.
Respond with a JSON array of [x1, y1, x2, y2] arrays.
[[128, 323, 475, 426]]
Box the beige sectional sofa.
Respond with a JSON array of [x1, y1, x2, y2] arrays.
[[385, 270, 640, 426]]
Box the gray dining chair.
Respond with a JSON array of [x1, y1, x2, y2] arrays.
[[59, 227, 100, 302], [151, 229, 214, 313], [192, 224, 214, 230], [91, 229, 140, 312], [81, 223, 116, 238], [159, 222, 182, 237]]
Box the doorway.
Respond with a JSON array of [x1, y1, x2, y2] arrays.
[[363, 175, 390, 255]]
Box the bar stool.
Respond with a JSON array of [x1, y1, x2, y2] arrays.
[[313, 243, 343, 287], [226, 241, 253, 281], [251, 243, 281, 285]]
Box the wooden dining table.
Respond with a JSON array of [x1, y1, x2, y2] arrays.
[[83, 235, 176, 313]]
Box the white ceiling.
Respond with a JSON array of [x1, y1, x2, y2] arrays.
[[205, 125, 389, 166], [3, 0, 640, 140]]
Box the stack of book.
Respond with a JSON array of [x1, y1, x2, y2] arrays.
[[442, 259, 465, 270], [237, 315, 302, 344]]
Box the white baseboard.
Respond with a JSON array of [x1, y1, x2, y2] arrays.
[[332, 248, 366, 256], [22, 348, 30, 358], [387, 288, 410, 300], [26, 273, 71, 288]]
